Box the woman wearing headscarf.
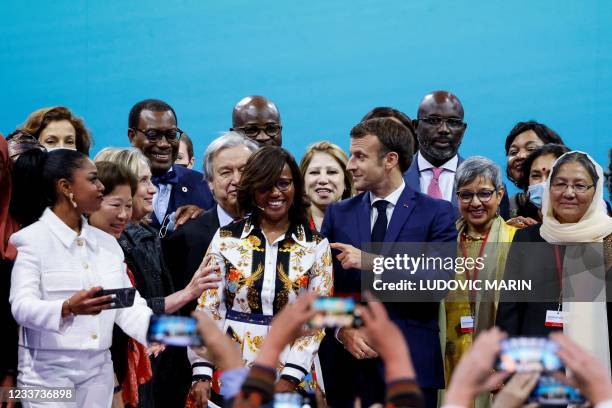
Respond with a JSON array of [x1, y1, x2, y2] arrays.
[[0, 135, 19, 403], [496, 151, 612, 374]]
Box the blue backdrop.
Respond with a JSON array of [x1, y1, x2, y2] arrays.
[[1, 1, 610, 194]]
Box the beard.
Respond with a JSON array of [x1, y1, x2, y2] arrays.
[[418, 137, 459, 162]]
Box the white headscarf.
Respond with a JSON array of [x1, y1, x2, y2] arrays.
[[539, 151, 612, 375], [540, 151, 612, 243]]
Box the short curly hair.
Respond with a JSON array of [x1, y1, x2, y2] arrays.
[[20, 106, 93, 155]]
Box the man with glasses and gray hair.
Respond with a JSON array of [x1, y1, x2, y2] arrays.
[[128, 98, 215, 232], [163, 131, 258, 406], [230, 95, 283, 146]]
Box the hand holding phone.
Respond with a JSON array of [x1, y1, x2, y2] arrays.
[[94, 287, 136, 309]]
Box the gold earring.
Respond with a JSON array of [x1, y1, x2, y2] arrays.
[[69, 193, 78, 208]]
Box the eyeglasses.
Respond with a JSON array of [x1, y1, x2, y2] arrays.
[[258, 178, 293, 193], [456, 189, 497, 203], [231, 123, 282, 138], [550, 182, 594, 194], [133, 128, 183, 143], [418, 116, 464, 129]]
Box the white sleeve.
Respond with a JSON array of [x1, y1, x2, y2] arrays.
[[9, 235, 73, 333], [188, 229, 227, 379]]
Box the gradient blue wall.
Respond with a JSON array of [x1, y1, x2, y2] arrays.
[[1, 1, 610, 194]]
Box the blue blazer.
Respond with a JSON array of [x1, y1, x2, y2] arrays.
[[404, 153, 510, 219], [151, 166, 215, 230], [321, 185, 457, 389]]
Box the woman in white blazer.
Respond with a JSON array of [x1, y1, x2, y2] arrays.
[[9, 149, 153, 408]]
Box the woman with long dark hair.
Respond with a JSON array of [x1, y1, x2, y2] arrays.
[[9, 149, 153, 408]]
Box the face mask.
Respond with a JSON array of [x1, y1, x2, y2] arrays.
[[45, 147, 67, 152], [528, 182, 546, 209]]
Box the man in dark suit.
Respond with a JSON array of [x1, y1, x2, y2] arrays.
[[404, 91, 509, 217], [320, 118, 457, 408], [128, 99, 215, 232], [163, 131, 259, 405]]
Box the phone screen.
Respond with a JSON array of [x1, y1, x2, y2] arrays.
[[147, 315, 203, 347], [308, 297, 362, 328], [496, 337, 562, 373], [529, 374, 585, 405]]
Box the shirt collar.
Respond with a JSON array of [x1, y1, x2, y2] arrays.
[[417, 151, 459, 172], [239, 216, 308, 247], [369, 179, 405, 208], [40, 207, 98, 250], [217, 205, 234, 228]]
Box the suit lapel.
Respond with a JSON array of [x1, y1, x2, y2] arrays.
[[357, 194, 372, 249], [385, 186, 416, 243], [451, 155, 464, 207], [403, 155, 421, 192]]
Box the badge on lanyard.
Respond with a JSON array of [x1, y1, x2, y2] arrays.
[[545, 310, 564, 328], [460, 315, 475, 333]]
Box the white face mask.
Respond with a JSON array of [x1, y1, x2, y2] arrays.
[[45, 147, 68, 152], [528, 182, 546, 209]]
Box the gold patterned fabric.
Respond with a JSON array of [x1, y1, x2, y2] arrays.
[[192, 216, 333, 382], [444, 216, 517, 389]]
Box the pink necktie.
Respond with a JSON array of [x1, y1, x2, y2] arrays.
[[427, 167, 444, 199]]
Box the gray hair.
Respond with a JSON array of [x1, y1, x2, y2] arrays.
[[455, 156, 503, 191], [202, 132, 259, 181]]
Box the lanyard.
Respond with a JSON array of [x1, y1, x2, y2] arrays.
[[460, 230, 490, 311], [554, 245, 563, 309]]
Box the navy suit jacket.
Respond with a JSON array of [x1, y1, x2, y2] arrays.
[[404, 152, 510, 219], [151, 166, 215, 230], [320, 185, 457, 389]]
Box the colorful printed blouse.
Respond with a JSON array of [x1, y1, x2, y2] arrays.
[[188, 216, 333, 385]]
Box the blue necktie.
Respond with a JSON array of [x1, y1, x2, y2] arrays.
[[371, 200, 389, 242], [151, 170, 179, 186]]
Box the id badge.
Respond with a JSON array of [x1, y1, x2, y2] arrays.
[[460, 316, 474, 333], [545, 310, 564, 328]]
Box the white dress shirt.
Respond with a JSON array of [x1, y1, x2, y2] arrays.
[[9, 208, 152, 351], [153, 166, 174, 224], [369, 179, 405, 231], [217, 205, 234, 229], [417, 152, 459, 202]]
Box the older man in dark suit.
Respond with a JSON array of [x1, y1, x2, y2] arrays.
[[128, 99, 215, 232], [163, 132, 258, 405]]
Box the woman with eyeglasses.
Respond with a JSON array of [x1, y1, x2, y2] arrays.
[[443, 157, 517, 406], [497, 151, 612, 374], [187, 146, 332, 406]]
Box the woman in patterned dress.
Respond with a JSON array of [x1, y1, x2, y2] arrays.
[[188, 146, 333, 401]]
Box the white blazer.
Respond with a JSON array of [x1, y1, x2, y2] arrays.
[[9, 208, 152, 351]]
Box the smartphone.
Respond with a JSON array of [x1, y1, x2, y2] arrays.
[[308, 297, 363, 328], [147, 315, 203, 347], [529, 374, 585, 406], [496, 337, 563, 373], [94, 287, 136, 309]]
